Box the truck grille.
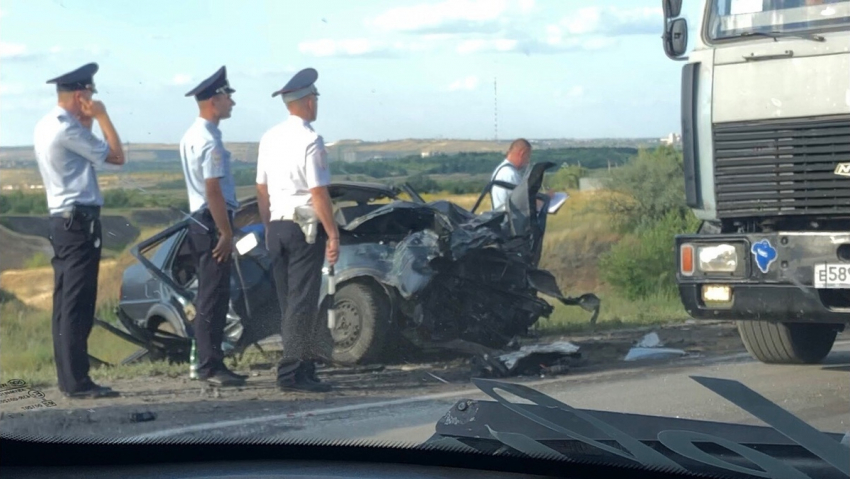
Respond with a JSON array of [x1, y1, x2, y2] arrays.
[[713, 115, 850, 218]]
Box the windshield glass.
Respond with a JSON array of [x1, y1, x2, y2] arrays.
[[2, 1, 849, 477], [705, 0, 850, 40]]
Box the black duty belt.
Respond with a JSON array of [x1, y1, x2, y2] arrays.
[[50, 205, 101, 220]]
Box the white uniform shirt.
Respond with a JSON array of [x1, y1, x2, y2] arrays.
[[33, 106, 109, 214], [255, 115, 331, 220], [179, 117, 239, 214], [490, 159, 524, 211]]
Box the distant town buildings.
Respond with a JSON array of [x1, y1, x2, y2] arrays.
[[660, 133, 682, 146]]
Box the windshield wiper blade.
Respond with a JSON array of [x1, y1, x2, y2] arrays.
[[739, 31, 825, 42]]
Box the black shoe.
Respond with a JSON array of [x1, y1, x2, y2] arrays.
[[277, 374, 332, 393], [64, 384, 119, 399], [219, 367, 249, 380], [202, 369, 246, 387], [302, 362, 321, 383]]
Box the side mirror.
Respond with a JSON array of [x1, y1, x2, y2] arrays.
[[664, 17, 689, 59], [663, 0, 683, 19]]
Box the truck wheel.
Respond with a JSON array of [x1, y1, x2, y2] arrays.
[[737, 321, 837, 364], [331, 282, 391, 365]]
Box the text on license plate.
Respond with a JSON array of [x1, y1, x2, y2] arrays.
[[813, 263, 850, 289]]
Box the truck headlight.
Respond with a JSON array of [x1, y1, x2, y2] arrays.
[[698, 244, 738, 273]]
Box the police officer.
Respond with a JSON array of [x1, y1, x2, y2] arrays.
[[256, 68, 338, 393], [180, 66, 246, 387], [34, 63, 124, 399]]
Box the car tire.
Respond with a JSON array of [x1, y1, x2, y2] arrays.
[[331, 282, 391, 365], [737, 320, 837, 364]]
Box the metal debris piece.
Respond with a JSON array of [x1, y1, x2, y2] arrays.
[[498, 341, 580, 371], [624, 331, 686, 361], [636, 332, 663, 348], [624, 347, 687, 362]]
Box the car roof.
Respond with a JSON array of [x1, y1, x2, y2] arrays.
[[235, 181, 401, 207]]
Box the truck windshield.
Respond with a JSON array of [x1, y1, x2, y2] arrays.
[[705, 0, 850, 41]]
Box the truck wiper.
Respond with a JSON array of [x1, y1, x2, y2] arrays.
[[739, 30, 825, 42]]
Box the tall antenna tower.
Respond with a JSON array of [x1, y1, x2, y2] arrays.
[[494, 76, 499, 141]]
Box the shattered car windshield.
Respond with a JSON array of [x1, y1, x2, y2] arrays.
[[2, 1, 848, 478]]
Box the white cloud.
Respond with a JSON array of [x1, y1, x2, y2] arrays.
[[568, 86, 584, 97], [560, 6, 661, 36], [298, 38, 398, 58], [447, 76, 480, 91], [518, 0, 535, 13], [301, 3, 652, 60], [0, 42, 28, 59], [172, 74, 193, 86], [371, 0, 510, 32], [0, 83, 26, 96], [456, 38, 517, 54]]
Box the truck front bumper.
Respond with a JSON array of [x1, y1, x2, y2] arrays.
[[675, 231, 850, 324]]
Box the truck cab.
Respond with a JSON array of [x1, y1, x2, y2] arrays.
[[662, 0, 850, 363]]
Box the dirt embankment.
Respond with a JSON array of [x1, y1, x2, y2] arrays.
[[0, 226, 53, 272], [0, 215, 140, 251]]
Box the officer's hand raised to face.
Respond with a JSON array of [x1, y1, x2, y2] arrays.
[[80, 98, 107, 119], [212, 231, 233, 263], [326, 237, 339, 265], [76, 113, 94, 130]]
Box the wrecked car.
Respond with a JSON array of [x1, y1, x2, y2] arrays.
[[105, 161, 600, 366]]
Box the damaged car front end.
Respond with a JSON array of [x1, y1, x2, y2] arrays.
[[105, 161, 600, 367]]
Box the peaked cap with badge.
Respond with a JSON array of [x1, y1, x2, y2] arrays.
[[185, 66, 236, 102], [272, 68, 319, 103], [46, 62, 99, 93]]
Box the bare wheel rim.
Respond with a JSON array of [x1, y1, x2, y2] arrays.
[[332, 299, 362, 350]]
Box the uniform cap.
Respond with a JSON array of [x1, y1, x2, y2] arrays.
[[185, 66, 235, 101], [272, 68, 319, 103], [46, 62, 99, 93]]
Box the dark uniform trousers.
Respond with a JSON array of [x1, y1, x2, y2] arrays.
[[186, 209, 233, 378], [267, 220, 333, 381], [48, 206, 102, 394]]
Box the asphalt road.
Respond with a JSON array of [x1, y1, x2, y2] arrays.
[[61, 341, 850, 443], [3, 337, 848, 445], [189, 341, 850, 444]]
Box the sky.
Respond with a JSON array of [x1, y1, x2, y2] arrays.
[[0, 0, 702, 147]]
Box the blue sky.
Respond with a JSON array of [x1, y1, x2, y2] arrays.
[[0, 0, 702, 146]]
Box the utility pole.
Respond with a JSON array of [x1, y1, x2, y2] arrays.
[[494, 76, 498, 142]]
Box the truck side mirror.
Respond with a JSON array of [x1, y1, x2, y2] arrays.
[[664, 17, 689, 59], [663, 0, 683, 19]]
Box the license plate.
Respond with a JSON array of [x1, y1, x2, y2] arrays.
[[813, 263, 850, 289]]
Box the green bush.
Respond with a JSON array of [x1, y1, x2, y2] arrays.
[[0, 191, 48, 215], [598, 146, 701, 300], [599, 210, 700, 300], [547, 165, 585, 190], [24, 252, 51, 269], [605, 145, 689, 232]]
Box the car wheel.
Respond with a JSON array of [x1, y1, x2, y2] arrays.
[[331, 282, 391, 365], [737, 321, 838, 364]]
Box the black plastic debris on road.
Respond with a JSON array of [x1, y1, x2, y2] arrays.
[[128, 411, 157, 423]]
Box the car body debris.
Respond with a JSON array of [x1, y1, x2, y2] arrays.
[[624, 332, 687, 361], [472, 341, 584, 378]]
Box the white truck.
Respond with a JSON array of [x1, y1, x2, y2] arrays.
[[661, 0, 849, 363]]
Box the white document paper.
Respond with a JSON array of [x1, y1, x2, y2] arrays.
[[235, 232, 259, 256], [548, 191, 570, 214]]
